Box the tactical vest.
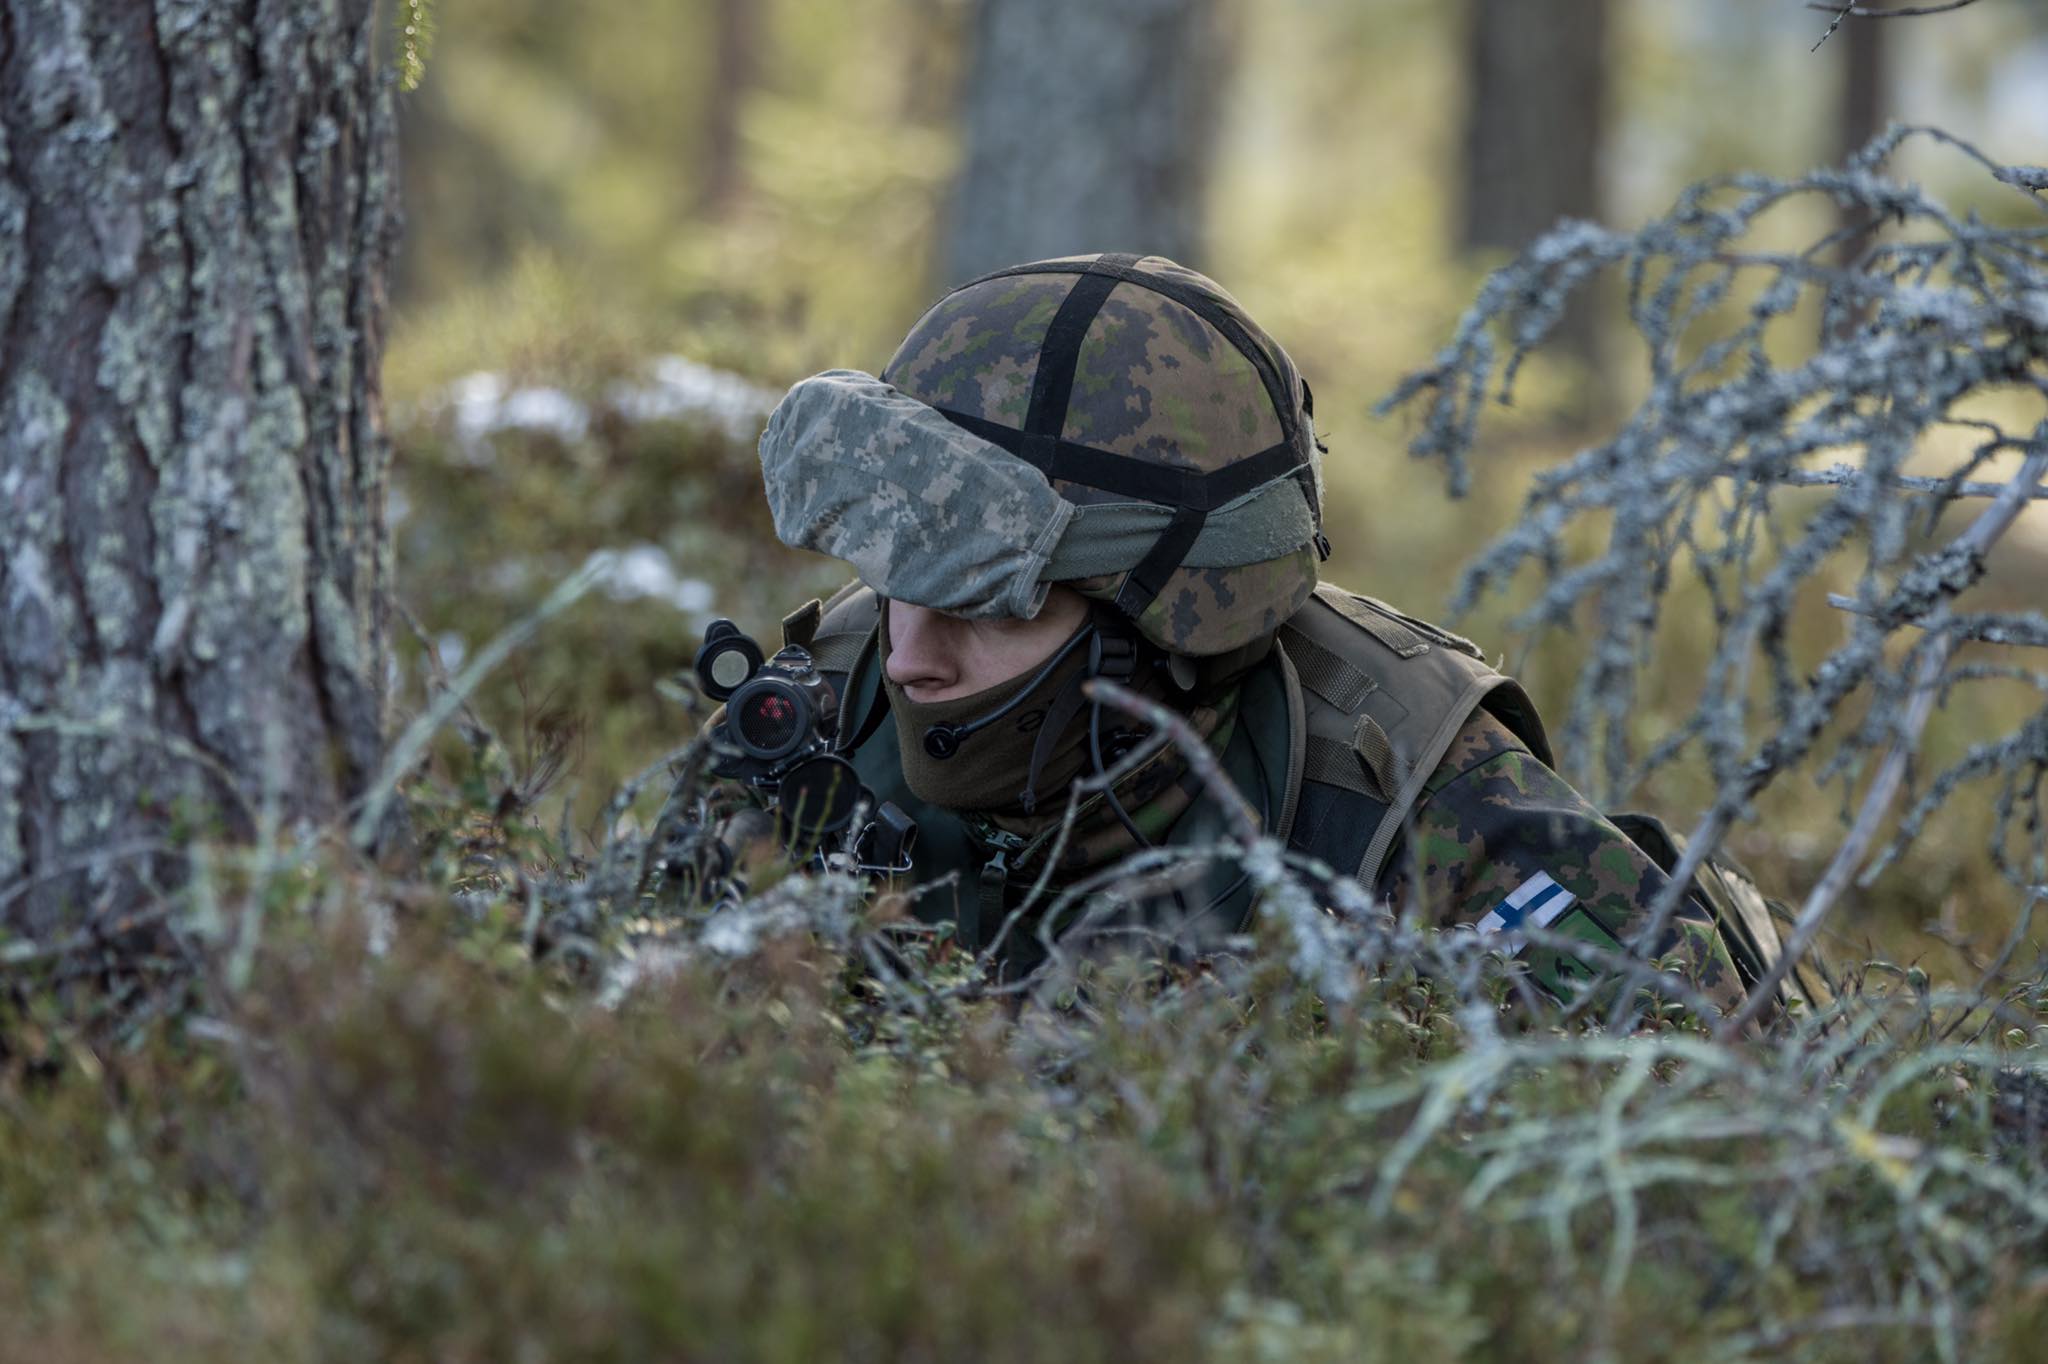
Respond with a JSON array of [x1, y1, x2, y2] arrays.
[[1274, 584, 1551, 887], [1268, 588, 1821, 1012], [780, 582, 1821, 1013]]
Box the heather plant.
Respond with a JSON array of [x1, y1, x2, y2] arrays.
[[5, 805, 2046, 1361]]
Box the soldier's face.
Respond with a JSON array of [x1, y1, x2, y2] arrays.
[[884, 586, 1090, 703]]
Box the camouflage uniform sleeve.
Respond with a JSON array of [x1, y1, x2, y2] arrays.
[[1379, 711, 1745, 1017]]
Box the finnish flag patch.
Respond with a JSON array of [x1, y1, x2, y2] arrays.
[[1475, 870, 1578, 956]]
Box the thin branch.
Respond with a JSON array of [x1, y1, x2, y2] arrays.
[[393, 593, 504, 761], [1805, 0, 1986, 17], [1936, 888, 2044, 1044], [1776, 465, 2048, 503], [0, 839, 173, 915], [351, 557, 606, 849], [1083, 678, 1261, 846], [1720, 442, 2048, 1039], [1826, 596, 2048, 648], [4, 713, 260, 830], [0, 902, 177, 966], [1811, 2, 1859, 52]]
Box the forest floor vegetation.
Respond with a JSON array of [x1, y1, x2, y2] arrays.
[[9, 130, 2048, 1362]]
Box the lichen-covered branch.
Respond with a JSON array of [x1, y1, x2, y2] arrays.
[[1382, 129, 2048, 982]]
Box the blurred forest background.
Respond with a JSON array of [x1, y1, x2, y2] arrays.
[[385, 0, 2048, 978]]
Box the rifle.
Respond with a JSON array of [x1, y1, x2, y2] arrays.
[[642, 619, 917, 908]]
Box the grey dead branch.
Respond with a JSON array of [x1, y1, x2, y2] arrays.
[[1380, 125, 2048, 1033]]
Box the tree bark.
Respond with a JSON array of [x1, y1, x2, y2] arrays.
[[1835, 16, 1888, 167], [0, 0, 398, 934], [942, 0, 1227, 285], [698, 0, 757, 216], [1459, 0, 1607, 364], [1459, 0, 1607, 253]]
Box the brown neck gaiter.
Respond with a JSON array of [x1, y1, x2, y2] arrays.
[[877, 603, 1259, 888], [880, 613, 1097, 813]]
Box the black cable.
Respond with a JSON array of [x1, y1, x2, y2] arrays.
[[1091, 696, 1199, 924], [921, 622, 1097, 758], [1091, 699, 1153, 850], [1191, 701, 1279, 923], [830, 630, 888, 756]]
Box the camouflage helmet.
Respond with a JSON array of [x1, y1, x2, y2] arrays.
[[879, 253, 1328, 656], [758, 255, 1328, 655]]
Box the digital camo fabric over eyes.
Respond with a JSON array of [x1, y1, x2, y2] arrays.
[[763, 253, 1331, 656]]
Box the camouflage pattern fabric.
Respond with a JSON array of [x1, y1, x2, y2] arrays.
[[791, 579, 1751, 1019], [758, 369, 1072, 620], [1133, 551, 1319, 659], [881, 254, 1325, 657], [1379, 710, 1746, 1015], [974, 686, 1244, 881], [760, 368, 1321, 628], [885, 263, 1289, 475]]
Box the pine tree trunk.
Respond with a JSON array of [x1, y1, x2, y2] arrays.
[[942, 0, 1227, 284], [698, 0, 757, 216], [1835, 17, 1888, 166], [1829, 18, 1889, 332], [0, 0, 399, 935], [1459, 0, 1607, 252], [1459, 0, 1608, 362]]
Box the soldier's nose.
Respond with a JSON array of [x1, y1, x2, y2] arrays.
[[885, 601, 958, 692]]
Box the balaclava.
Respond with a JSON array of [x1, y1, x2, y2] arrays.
[[880, 598, 1265, 884], [879, 599, 1101, 813]]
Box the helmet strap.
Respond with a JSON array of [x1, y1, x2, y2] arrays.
[[1017, 612, 1140, 815], [1110, 506, 1207, 621]]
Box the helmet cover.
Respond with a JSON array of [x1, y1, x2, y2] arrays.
[[761, 253, 1327, 655]]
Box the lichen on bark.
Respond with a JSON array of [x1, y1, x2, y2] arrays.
[[0, 0, 399, 932]]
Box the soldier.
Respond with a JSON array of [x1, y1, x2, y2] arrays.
[[751, 252, 1794, 1015]]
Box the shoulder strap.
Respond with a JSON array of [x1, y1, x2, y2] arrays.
[[1281, 584, 1552, 887], [799, 581, 888, 754], [809, 580, 881, 677], [781, 598, 824, 651]]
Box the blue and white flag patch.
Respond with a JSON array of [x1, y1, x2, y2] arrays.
[[1475, 871, 1578, 956]]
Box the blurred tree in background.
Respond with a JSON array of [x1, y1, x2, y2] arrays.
[[1459, 0, 1608, 363], [391, 0, 961, 375], [1459, 0, 1608, 254], [943, 0, 1228, 280], [698, 0, 760, 216]]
